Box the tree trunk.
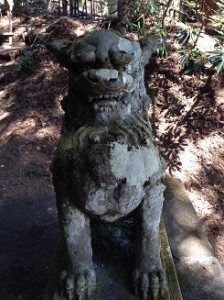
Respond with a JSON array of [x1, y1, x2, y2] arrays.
[[117, 0, 125, 21], [202, 0, 216, 19], [62, 0, 68, 15]]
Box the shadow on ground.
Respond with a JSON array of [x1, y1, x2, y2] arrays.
[[0, 194, 60, 300]]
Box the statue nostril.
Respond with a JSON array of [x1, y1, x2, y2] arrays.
[[109, 78, 117, 83]]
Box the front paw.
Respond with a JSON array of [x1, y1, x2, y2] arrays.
[[59, 268, 96, 300], [133, 267, 166, 300]]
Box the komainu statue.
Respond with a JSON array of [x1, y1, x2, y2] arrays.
[[50, 30, 166, 300]]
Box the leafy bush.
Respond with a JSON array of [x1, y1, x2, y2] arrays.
[[179, 47, 207, 74], [156, 30, 168, 57], [23, 26, 37, 45], [208, 0, 224, 32], [17, 51, 33, 71], [208, 38, 224, 75], [175, 28, 201, 46]]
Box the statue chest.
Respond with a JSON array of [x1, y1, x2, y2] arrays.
[[64, 140, 163, 220]]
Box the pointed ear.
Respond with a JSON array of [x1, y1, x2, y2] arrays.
[[139, 35, 161, 65], [47, 39, 73, 68]]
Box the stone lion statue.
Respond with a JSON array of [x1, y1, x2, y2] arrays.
[[49, 30, 166, 300]]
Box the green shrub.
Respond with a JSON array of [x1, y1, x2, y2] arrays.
[[17, 51, 33, 71], [156, 30, 168, 57], [175, 28, 201, 46], [179, 47, 207, 74], [208, 40, 224, 75], [208, 0, 224, 32]]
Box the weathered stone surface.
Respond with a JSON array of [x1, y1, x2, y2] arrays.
[[49, 30, 165, 300], [163, 177, 224, 300]]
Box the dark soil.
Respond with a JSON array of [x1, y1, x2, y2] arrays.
[[0, 15, 223, 300]]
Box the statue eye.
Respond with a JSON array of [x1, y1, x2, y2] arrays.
[[70, 51, 96, 64], [110, 50, 133, 67], [69, 43, 96, 66]]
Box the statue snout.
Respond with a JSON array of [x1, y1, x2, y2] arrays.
[[86, 69, 119, 84]]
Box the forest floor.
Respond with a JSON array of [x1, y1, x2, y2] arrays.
[[0, 14, 223, 300]]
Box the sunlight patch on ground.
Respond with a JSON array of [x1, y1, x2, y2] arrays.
[[0, 118, 37, 146], [173, 132, 223, 220], [197, 33, 217, 52], [173, 142, 201, 181], [35, 125, 60, 140], [197, 133, 224, 157], [188, 190, 214, 219], [0, 111, 10, 122]]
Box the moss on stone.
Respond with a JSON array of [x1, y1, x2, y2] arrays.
[[160, 219, 183, 300]]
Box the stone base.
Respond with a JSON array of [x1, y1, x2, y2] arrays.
[[44, 219, 182, 300], [163, 177, 224, 300]]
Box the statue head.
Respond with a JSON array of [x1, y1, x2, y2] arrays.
[[49, 30, 160, 126]]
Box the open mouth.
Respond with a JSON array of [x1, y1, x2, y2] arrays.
[[87, 92, 123, 112], [87, 92, 123, 103]]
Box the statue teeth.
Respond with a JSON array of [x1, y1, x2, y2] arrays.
[[88, 96, 94, 103], [89, 93, 123, 103], [101, 107, 112, 112], [93, 103, 98, 110]]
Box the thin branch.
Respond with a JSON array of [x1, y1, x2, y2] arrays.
[[162, 0, 173, 28]]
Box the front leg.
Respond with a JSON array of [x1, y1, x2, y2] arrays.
[[133, 183, 167, 300], [57, 196, 96, 300]]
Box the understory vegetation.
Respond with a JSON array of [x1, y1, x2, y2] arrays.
[[10, 0, 224, 78]]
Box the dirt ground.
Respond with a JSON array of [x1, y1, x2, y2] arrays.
[[0, 15, 223, 300]]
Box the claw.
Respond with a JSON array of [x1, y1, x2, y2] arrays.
[[133, 268, 166, 300], [59, 269, 67, 294], [141, 273, 149, 300], [77, 292, 84, 300], [159, 270, 167, 296], [142, 291, 148, 300], [68, 294, 74, 300], [60, 270, 67, 281], [151, 274, 159, 300], [132, 269, 140, 297], [59, 269, 96, 300], [86, 270, 96, 297], [66, 274, 75, 300], [87, 289, 91, 298], [76, 274, 86, 294], [66, 287, 74, 300]]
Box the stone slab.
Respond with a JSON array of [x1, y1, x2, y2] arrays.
[[0, 48, 21, 60], [163, 177, 224, 300]]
